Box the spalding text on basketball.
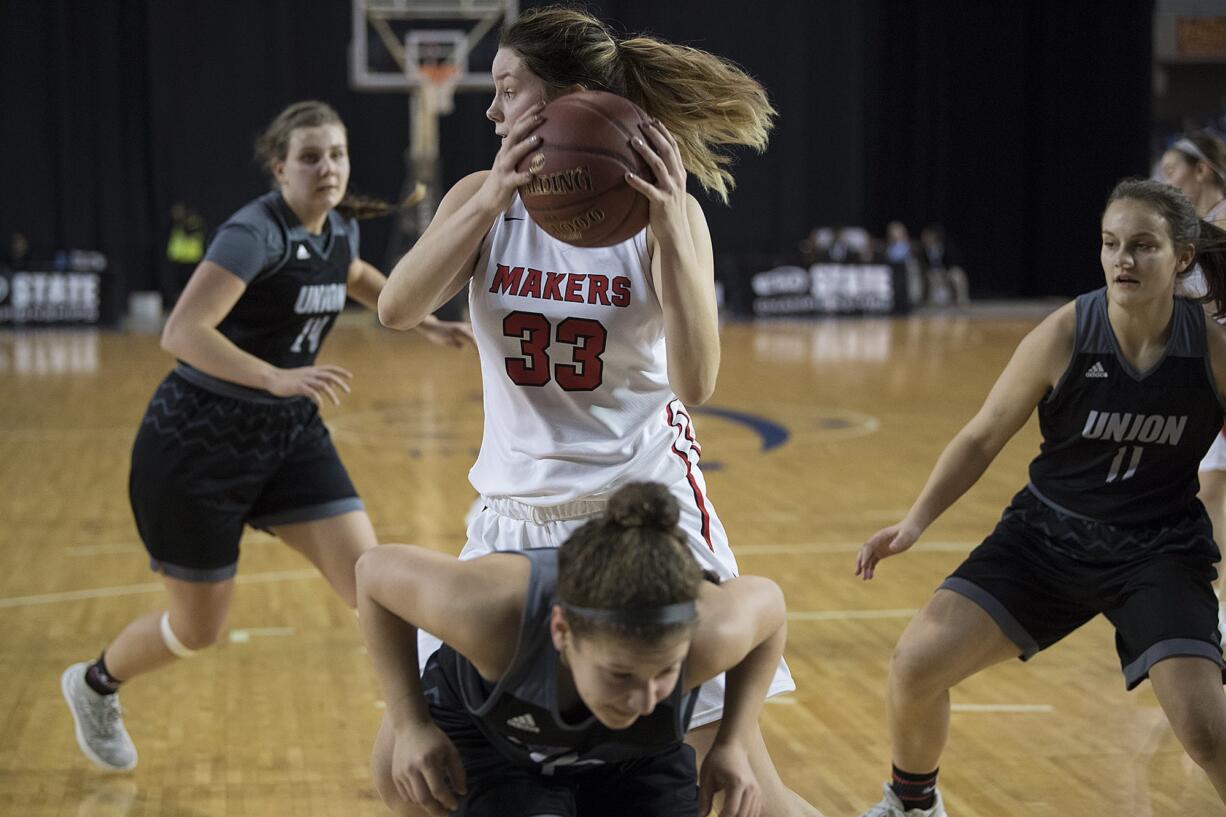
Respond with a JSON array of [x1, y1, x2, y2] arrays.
[[521, 166, 594, 197]]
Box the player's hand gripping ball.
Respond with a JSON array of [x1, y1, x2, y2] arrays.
[[516, 90, 657, 247]]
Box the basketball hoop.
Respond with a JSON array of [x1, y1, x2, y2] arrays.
[[405, 29, 467, 118], [417, 62, 461, 115], [351, 0, 516, 320]]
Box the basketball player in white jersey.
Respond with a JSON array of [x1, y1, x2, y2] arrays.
[[378, 7, 824, 817], [1164, 130, 1226, 629]]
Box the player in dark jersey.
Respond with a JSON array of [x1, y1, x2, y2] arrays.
[[850, 178, 1226, 817], [357, 481, 786, 817], [59, 100, 473, 772]]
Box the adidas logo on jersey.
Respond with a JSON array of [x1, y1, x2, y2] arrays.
[[1084, 361, 1109, 379], [506, 713, 541, 733], [295, 243, 311, 260]]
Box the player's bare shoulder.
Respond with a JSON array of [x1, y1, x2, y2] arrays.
[[1012, 299, 1078, 390], [1036, 299, 1078, 342]]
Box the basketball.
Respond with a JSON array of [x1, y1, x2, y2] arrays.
[[516, 90, 656, 248]]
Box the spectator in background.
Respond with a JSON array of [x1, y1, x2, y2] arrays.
[[834, 226, 874, 263], [5, 232, 31, 271], [163, 203, 207, 308], [886, 221, 924, 307], [1163, 132, 1226, 227], [800, 226, 836, 264], [920, 224, 969, 307], [884, 221, 914, 264], [1163, 130, 1226, 631]]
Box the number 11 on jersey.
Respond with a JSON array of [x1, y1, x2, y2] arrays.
[[1106, 445, 1143, 483]]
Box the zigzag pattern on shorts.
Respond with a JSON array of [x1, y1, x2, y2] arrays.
[[138, 378, 322, 464], [1004, 493, 1213, 563]]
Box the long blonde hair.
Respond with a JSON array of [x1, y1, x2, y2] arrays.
[[501, 6, 775, 203]]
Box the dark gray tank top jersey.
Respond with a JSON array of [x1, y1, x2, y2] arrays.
[[175, 191, 357, 392], [1027, 288, 1226, 525], [449, 548, 699, 775]]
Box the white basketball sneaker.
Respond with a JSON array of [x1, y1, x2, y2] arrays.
[[60, 662, 137, 771], [859, 783, 948, 817]]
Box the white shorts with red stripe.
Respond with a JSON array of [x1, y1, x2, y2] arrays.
[[1201, 430, 1226, 473], [417, 469, 797, 727]]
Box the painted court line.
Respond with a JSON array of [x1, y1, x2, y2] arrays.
[[789, 609, 919, 621], [64, 543, 142, 556], [229, 627, 297, 644], [735, 541, 976, 555], [0, 568, 321, 609], [62, 528, 387, 557], [951, 704, 1053, 713]]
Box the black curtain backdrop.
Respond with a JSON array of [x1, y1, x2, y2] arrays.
[[865, 1, 1154, 297], [1, 0, 1152, 301]]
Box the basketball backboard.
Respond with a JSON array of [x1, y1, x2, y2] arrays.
[[350, 0, 517, 92]]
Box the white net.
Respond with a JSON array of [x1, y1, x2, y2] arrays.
[[417, 63, 461, 115], [405, 31, 466, 116]]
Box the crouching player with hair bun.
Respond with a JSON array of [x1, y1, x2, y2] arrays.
[[358, 481, 787, 817]]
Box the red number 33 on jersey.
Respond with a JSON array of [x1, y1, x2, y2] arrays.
[[503, 311, 608, 391]]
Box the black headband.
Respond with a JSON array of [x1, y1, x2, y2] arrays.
[[561, 600, 698, 627]]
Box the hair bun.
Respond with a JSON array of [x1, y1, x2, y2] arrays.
[[607, 482, 679, 531]]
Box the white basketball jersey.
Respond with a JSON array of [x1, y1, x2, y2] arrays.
[[468, 194, 696, 504]]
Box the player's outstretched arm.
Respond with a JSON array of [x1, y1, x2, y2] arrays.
[[856, 300, 1076, 579], [347, 259, 475, 349], [345, 258, 387, 311]]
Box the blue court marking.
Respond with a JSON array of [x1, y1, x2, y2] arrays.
[[691, 405, 790, 452]]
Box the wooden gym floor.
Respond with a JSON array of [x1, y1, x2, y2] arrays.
[[1, 303, 1220, 816]]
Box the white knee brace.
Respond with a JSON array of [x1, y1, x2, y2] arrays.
[[160, 611, 199, 658]]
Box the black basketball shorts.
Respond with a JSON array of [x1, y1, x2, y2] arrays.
[[422, 648, 700, 817], [942, 487, 1224, 689], [128, 372, 362, 581]]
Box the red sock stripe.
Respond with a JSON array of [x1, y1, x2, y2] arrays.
[[666, 402, 713, 551]]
